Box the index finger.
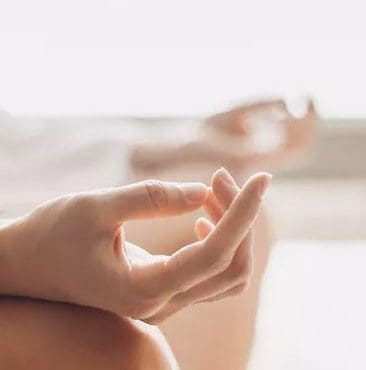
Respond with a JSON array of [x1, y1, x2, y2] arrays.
[[204, 172, 271, 256], [162, 172, 271, 293]]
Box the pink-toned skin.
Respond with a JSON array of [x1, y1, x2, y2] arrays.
[[0, 98, 318, 370], [0, 170, 270, 369], [126, 98, 319, 370]]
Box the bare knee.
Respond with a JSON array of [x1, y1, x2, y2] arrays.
[[0, 296, 178, 370]]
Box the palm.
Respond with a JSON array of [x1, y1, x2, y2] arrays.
[[124, 240, 167, 266]]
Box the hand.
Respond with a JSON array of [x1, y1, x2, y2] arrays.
[[0, 170, 271, 324], [130, 98, 318, 183], [204, 99, 287, 136], [130, 99, 287, 174]]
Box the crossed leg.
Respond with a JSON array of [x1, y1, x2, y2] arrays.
[[0, 296, 178, 370]]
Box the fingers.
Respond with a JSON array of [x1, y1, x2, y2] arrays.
[[102, 180, 208, 223], [194, 217, 214, 240], [171, 231, 253, 308], [137, 169, 265, 323], [162, 171, 271, 293], [196, 166, 240, 238], [203, 167, 240, 223], [305, 98, 319, 120], [242, 99, 287, 114], [142, 229, 253, 324], [211, 167, 240, 207], [204, 190, 223, 223], [307, 99, 315, 115], [198, 281, 248, 303], [176, 170, 252, 304], [202, 172, 271, 263]]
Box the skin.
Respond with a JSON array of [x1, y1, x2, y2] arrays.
[[204, 99, 287, 136], [0, 172, 270, 324], [125, 99, 319, 369], [0, 98, 318, 369], [0, 170, 270, 369], [0, 296, 178, 370], [126, 174, 274, 370]]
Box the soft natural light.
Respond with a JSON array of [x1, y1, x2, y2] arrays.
[[0, 0, 365, 116]]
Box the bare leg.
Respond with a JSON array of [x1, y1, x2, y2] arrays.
[[0, 296, 178, 370]]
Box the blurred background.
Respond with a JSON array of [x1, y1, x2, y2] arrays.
[[1, 1, 365, 369], [1, 0, 366, 117]]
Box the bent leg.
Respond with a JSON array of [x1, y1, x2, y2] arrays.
[[0, 296, 178, 370]]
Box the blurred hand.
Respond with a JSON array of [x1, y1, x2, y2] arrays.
[[204, 99, 287, 136], [0, 170, 270, 323], [131, 98, 319, 182]]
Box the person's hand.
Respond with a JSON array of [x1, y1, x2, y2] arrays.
[[0, 170, 271, 323], [283, 99, 319, 156], [130, 99, 287, 174], [131, 98, 319, 184], [204, 99, 287, 136]]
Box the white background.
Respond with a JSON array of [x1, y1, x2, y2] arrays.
[[0, 0, 365, 117]]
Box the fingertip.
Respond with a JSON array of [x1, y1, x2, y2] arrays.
[[196, 216, 214, 228], [212, 167, 236, 185], [203, 188, 223, 222], [195, 217, 214, 240], [180, 182, 209, 205], [243, 172, 272, 200], [212, 167, 225, 184], [307, 98, 317, 116], [211, 168, 239, 197]]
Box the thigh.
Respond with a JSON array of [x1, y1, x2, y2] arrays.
[[0, 297, 178, 370]]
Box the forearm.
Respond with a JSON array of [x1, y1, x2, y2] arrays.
[[0, 215, 66, 304]]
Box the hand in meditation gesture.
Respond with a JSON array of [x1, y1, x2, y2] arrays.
[[0, 169, 271, 324]]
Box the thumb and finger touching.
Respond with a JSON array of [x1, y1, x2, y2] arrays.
[[146, 168, 269, 322], [96, 169, 270, 321], [157, 169, 271, 298], [100, 180, 208, 224]]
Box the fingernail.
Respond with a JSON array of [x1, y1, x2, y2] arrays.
[[257, 173, 272, 199], [180, 183, 208, 204], [215, 167, 236, 187]]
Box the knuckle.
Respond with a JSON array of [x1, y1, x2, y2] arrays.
[[72, 194, 98, 213], [66, 194, 100, 224], [228, 256, 251, 282], [171, 294, 189, 312], [232, 282, 248, 295], [206, 253, 232, 275], [144, 180, 169, 210]]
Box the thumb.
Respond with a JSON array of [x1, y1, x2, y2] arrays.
[[102, 180, 208, 222]]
